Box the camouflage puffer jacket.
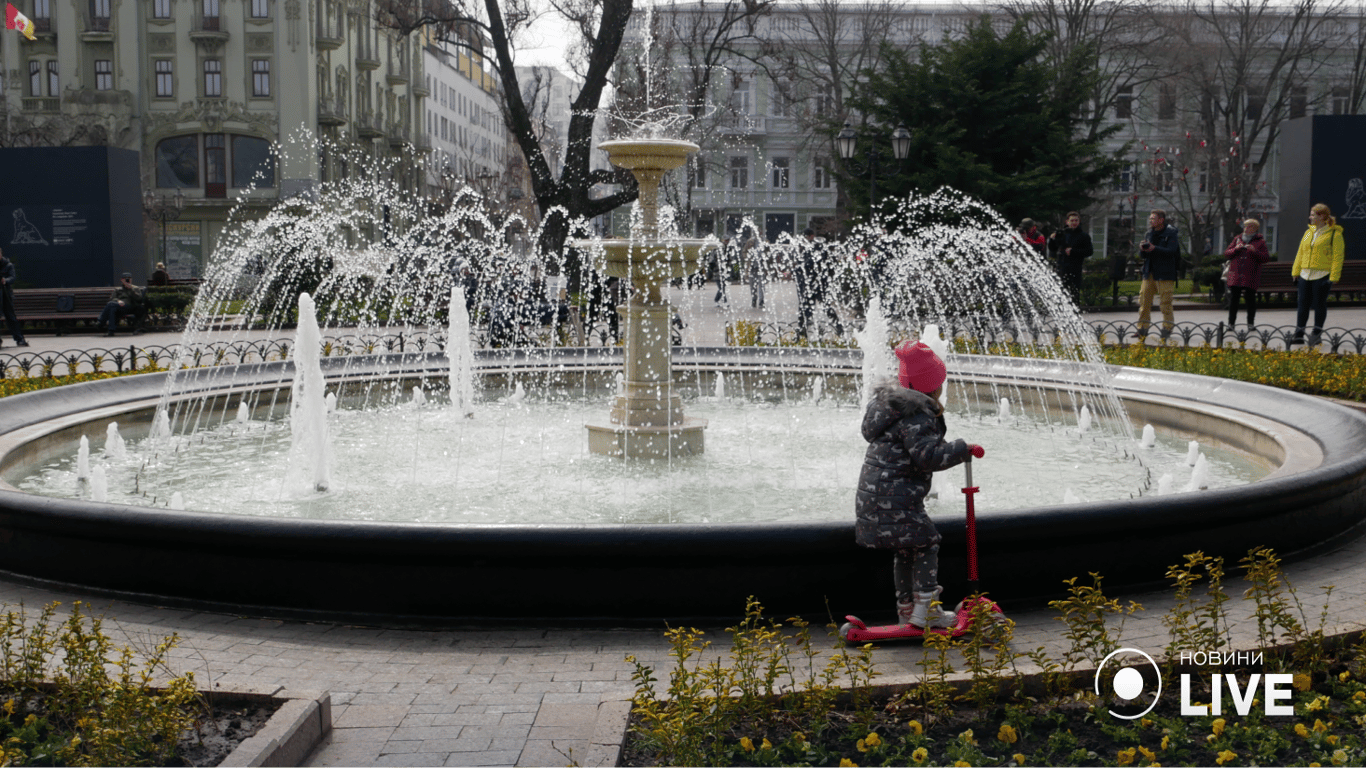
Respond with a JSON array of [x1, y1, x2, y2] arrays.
[[854, 379, 971, 550]]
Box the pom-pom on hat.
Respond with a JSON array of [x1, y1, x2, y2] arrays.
[[895, 341, 947, 393]]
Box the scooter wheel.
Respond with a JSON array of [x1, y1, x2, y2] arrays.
[[838, 622, 854, 642]]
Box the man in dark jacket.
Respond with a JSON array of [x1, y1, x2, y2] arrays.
[[795, 229, 843, 340], [98, 273, 147, 336], [1136, 210, 1181, 341], [855, 341, 983, 629], [1048, 211, 1094, 306], [0, 248, 29, 347]]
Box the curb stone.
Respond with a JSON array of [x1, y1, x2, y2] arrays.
[[218, 687, 332, 767]]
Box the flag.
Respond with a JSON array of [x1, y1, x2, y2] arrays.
[[5, 3, 37, 40]]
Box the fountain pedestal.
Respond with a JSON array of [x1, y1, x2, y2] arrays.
[[582, 139, 712, 459]]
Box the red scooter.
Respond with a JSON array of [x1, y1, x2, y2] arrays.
[[840, 457, 1003, 642]]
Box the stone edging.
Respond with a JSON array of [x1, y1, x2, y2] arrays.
[[217, 686, 332, 768]]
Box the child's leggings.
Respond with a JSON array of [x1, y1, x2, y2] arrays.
[[894, 543, 939, 599]]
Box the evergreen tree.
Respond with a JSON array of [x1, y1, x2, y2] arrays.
[[846, 15, 1123, 226]]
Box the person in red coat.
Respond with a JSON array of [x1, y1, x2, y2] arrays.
[[1223, 219, 1271, 328]]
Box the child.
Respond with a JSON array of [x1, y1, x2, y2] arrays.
[[856, 340, 984, 628]]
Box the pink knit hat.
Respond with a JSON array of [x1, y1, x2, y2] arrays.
[[895, 341, 947, 393]]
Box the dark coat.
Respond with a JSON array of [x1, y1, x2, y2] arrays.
[[1049, 227, 1094, 273], [1141, 225, 1181, 281], [854, 380, 971, 550], [0, 257, 14, 300], [1222, 233, 1271, 289]]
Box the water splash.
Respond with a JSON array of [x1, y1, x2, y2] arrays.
[[998, 398, 1011, 420], [76, 436, 90, 482], [236, 402, 250, 423], [1140, 424, 1157, 449], [104, 423, 125, 460], [1185, 454, 1211, 492], [1077, 405, 1092, 435], [412, 387, 426, 407], [288, 293, 332, 493], [1157, 473, 1175, 495], [170, 492, 185, 510], [1187, 441, 1201, 466], [90, 465, 107, 502], [448, 285, 476, 418], [854, 298, 894, 407], [714, 372, 725, 400]]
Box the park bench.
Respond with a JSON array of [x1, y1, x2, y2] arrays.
[[11, 287, 146, 335], [1257, 261, 1366, 302]]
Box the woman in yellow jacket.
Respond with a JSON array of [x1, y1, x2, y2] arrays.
[[1290, 203, 1346, 347]]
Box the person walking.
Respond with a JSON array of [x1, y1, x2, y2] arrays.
[[1136, 210, 1181, 341], [0, 248, 30, 348], [712, 239, 731, 307], [1019, 219, 1046, 258], [1290, 203, 1346, 348], [742, 229, 764, 309], [1222, 219, 1271, 329], [855, 341, 984, 629], [1047, 211, 1094, 306]]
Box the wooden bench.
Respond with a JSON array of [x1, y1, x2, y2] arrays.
[[1256, 261, 1366, 302], [11, 287, 146, 335]]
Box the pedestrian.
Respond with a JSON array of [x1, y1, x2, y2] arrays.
[[149, 262, 171, 286], [98, 273, 147, 336], [712, 239, 730, 307], [1047, 211, 1094, 306], [1020, 218, 1046, 258], [795, 229, 843, 339], [742, 229, 764, 309], [1222, 219, 1271, 329], [1290, 203, 1346, 348], [1136, 210, 1181, 341], [856, 340, 984, 629], [0, 248, 30, 347]]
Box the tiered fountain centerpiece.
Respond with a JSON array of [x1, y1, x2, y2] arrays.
[[583, 139, 715, 458]]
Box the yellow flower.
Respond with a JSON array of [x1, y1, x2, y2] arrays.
[[1314, 718, 1329, 733], [912, 747, 929, 763], [1332, 749, 1348, 766], [857, 739, 869, 753], [998, 724, 1018, 744], [1, 701, 12, 716], [1138, 745, 1156, 761], [840, 759, 858, 768], [1296, 723, 1310, 737], [954, 762, 972, 768], [793, 732, 806, 742], [1309, 695, 1330, 712], [1012, 754, 1026, 766], [1311, 762, 1322, 767], [1161, 735, 1170, 751], [1326, 734, 1339, 746], [1294, 673, 1313, 691], [1354, 691, 1366, 702], [1118, 747, 1137, 765], [740, 737, 755, 752], [1213, 718, 1226, 736], [959, 729, 977, 746], [1140, 717, 1154, 728], [1207, 734, 1218, 743], [863, 732, 881, 748], [908, 720, 923, 735], [761, 738, 772, 750], [1340, 671, 1351, 682], [1215, 749, 1237, 765]]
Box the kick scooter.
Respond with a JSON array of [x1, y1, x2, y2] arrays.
[[840, 456, 1003, 642]]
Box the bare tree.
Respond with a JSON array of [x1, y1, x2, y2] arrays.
[[1146, 0, 1346, 268]]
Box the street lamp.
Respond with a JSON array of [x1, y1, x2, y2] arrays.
[[143, 189, 185, 270], [836, 121, 913, 218]]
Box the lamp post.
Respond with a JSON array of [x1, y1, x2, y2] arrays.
[[835, 121, 913, 219], [143, 189, 185, 270]]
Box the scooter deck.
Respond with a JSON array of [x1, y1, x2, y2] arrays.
[[840, 597, 1003, 643]]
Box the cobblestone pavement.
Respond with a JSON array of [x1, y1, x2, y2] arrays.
[[2, 286, 1364, 766]]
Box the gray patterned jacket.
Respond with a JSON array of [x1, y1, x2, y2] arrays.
[[854, 379, 971, 550]]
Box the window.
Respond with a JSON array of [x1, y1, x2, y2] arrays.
[[1246, 91, 1265, 121], [1290, 86, 1307, 119], [32, 0, 49, 29], [729, 156, 748, 189], [730, 77, 751, 115], [203, 59, 221, 97], [205, 133, 226, 196], [156, 135, 199, 188], [46, 60, 58, 96], [90, 0, 109, 28], [771, 157, 789, 189], [231, 135, 274, 187], [1114, 162, 1135, 193], [28, 60, 40, 96], [251, 59, 270, 97], [94, 59, 112, 90], [1158, 83, 1176, 120], [770, 85, 791, 117], [1114, 86, 1132, 119], [813, 86, 835, 117], [155, 59, 173, 97], [691, 155, 706, 189], [202, 0, 219, 29], [1331, 87, 1350, 115], [250, 0, 268, 17], [812, 158, 832, 189], [153, 0, 171, 17]]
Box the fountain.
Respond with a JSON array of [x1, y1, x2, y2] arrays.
[[581, 139, 713, 458], [0, 160, 1364, 623]]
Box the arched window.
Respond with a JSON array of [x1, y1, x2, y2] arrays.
[[153, 134, 275, 190], [156, 135, 199, 188], [232, 136, 275, 187]]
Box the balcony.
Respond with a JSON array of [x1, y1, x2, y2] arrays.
[[387, 121, 409, 147], [316, 21, 343, 49], [79, 13, 113, 41], [386, 61, 409, 86], [356, 110, 384, 138], [718, 115, 766, 136], [356, 53, 380, 70], [318, 96, 347, 126], [190, 14, 229, 49], [22, 97, 61, 113]]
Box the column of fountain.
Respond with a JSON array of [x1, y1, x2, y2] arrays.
[[584, 139, 712, 459]]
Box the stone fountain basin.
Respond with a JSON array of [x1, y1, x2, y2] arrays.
[[0, 349, 1363, 625], [585, 239, 718, 281]]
